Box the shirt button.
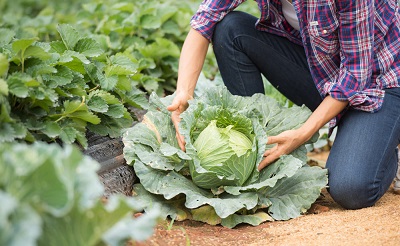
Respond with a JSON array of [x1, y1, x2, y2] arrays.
[[263, 5, 267, 9], [322, 30, 328, 34]]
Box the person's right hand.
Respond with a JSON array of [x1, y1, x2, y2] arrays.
[[167, 91, 193, 151]]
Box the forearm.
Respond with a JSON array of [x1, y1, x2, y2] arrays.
[[298, 95, 348, 141], [176, 28, 210, 97]]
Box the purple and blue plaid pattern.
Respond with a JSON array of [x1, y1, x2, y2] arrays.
[[191, 0, 400, 127]]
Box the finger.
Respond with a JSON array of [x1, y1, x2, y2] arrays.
[[171, 113, 185, 151], [258, 153, 280, 171], [167, 101, 180, 112], [176, 132, 186, 151], [266, 136, 279, 145], [171, 111, 181, 123], [263, 145, 277, 157]]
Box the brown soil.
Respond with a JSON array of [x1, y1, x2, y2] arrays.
[[136, 152, 400, 246]]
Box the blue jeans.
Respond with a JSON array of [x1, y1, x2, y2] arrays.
[[212, 11, 400, 209]]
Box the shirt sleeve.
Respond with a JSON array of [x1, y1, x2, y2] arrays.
[[190, 0, 246, 42], [326, 0, 384, 112]]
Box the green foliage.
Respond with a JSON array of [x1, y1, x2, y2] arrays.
[[123, 86, 327, 228], [0, 0, 204, 147], [0, 23, 149, 147], [0, 141, 159, 246], [1, 0, 198, 96]]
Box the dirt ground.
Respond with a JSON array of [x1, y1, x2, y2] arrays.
[[136, 151, 400, 246]]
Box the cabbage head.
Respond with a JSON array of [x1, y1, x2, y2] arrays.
[[191, 119, 256, 189], [123, 86, 327, 228]]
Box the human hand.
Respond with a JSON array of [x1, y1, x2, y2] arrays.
[[258, 129, 307, 171], [166, 91, 193, 151]]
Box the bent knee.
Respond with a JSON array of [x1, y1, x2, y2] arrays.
[[328, 179, 380, 210]]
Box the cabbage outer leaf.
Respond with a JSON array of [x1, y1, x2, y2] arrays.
[[123, 86, 328, 228], [134, 160, 259, 219]]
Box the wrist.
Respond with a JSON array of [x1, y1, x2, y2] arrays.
[[297, 124, 318, 143], [175, 90, 193, 100]]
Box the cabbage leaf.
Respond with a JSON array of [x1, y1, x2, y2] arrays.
[[123, 86, 328, 228]]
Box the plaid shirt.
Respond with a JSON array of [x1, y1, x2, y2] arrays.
[[191, 0, 400, 128]]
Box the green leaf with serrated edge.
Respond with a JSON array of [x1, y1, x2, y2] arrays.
[[87, 113, 133, 138], [12, 38, 38, 53], [104, 104, 125, 118], [50, 41, 67, 54], [116, 86, 149, 109], [266, 166, 328, 220], [0, 28, 15, 46], [11, 122, 27, 139], [57, 24, 80, 50], [93, 90, 120, 104], [59, 126, 78, 144], [24, 46, 51, 60], [75, 134, 88, 150], [111, 2, 135, 12], [105, 65, 136, 77], [100, 75, 118, 91], [142, 77, 159, 92], [0, 123, 16, 142], [74, 38, 103, 57], [60, 59, 86, 74], [70, 111, 101, 124], [159, 4, 178, 23], [59, 51, 90, 64], [162, 20, 181, 36], [140, 15, 162, 29], [0, 54, 9, 76], [42, 121, 61, 138], [105, 53, 138, 76], [115, 76, 131, 91], [7, 73, 33, 98], [139, 38, 180, 59], [221, 211, 274, 228], [58, 50, 90, 74], [26, 64, 57, 77], [87, 96, 109, 113], [63, 100, 84, 114], [42, 65, 73, 87]]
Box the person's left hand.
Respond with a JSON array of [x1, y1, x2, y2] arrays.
[[258, 129, 307, 171]]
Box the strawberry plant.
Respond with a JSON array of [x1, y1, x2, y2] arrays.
[[0, 25, 148, 147]]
